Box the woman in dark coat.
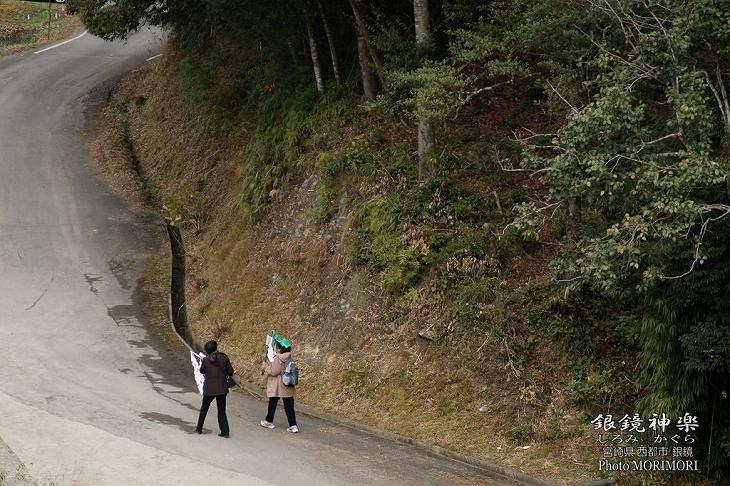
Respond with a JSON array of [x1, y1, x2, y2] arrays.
[[196, 340, 234, 437]]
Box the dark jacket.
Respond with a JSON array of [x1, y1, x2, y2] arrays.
[[200, 352, 234, 396]]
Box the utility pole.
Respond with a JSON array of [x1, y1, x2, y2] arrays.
[[47, 0, 51, 41]]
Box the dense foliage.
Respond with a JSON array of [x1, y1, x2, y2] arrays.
[[69, 0, 730, 478]]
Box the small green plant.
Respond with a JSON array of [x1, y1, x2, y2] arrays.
[[508, 424, 533, 443], [352, 196, 424, 294], [494, 227, 521, 260], [340, 140, 383, 176], [344, 360, 378, 400], [569, 365, 618, 407], [521, 278, 539, 302], [313, 151, 343, 220], [544, 417, 560, 440]]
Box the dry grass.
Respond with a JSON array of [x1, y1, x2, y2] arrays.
[[89, 88, 149, 209]]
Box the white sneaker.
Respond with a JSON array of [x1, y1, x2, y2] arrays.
[[260, 420, 275, 429], [287, 425, 299, 433]]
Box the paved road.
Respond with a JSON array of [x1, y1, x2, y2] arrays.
[[0, 29, 520, 486]]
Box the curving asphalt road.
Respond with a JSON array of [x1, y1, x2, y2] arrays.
[[0, 28, 520, 486]]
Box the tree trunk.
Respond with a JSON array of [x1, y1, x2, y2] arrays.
[[706, 67, 730, 145], [357, 34, 377, 100], [166, 222, 190, 344], [417, 119, 434, 180], [414, 0, 434, 179], [717, 68, 730, 140], [567, 196, 581, 241], [349, 0, 385, 86], [413, 0, 432, 45], [287, 41, 298, 66], [316, 0, 342, 86], [305, 17, 325, 94]]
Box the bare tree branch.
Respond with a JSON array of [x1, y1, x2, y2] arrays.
[[453, 77, 514, 120], [662, 204, 730, 280]]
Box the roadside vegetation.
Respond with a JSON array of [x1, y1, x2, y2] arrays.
[[75, 0, 730, 484], [0, 0, 80, 54]]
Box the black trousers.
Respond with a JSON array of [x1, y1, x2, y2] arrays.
[[266, 397, 296, 427], [197, 394, 229, 435]]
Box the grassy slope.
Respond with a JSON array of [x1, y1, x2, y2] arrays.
[[92, 59, 668, 485], [0, 0, 80, 54]]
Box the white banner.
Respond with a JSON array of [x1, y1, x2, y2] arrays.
[[266, 335, 275, 362], [190, 351, 205, 395]]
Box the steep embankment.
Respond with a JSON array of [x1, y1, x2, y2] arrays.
[[92, 58, 632, 485]]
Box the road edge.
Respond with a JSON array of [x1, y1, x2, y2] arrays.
[[162, 296, 555, 486], [239, 380, 557, 486]]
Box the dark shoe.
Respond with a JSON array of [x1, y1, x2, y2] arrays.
[[195, 428, 202, 434], [218, 433, 230, 438]]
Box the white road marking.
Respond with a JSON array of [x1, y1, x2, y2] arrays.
[[34, 30, 88, 54], [146, 53, 162, 61]]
